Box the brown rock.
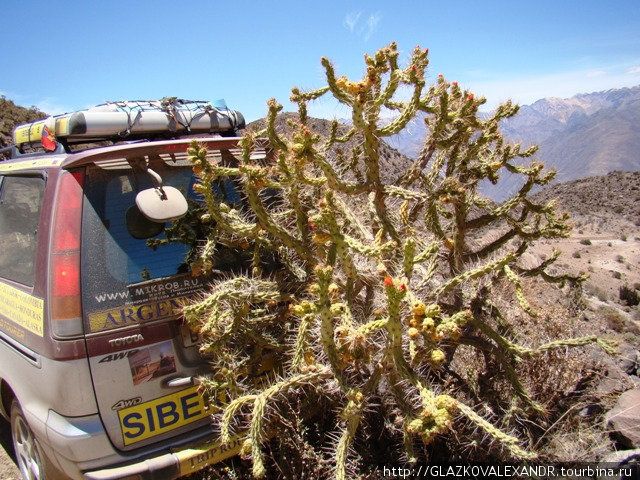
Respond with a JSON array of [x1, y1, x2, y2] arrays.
[[606, 389, 640, 448]]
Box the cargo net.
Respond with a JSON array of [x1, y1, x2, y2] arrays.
[[96, 98, 238, 136]]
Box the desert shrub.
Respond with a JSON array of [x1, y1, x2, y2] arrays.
[[615, 255, 624, 263], [598, 306, 640, 336], [572, 251, 581, 259], [180, 44, 614, 478], [620, 284, 640, 307], [620, 234, 627, 241], [600, 306, 626, 332], [613, 271, 622, 280], [580, 239, 592, 246], [585, 284, 609, 302]]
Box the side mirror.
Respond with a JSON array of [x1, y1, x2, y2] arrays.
[[135, 168, 188, 223]]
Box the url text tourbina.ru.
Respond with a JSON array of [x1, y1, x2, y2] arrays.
[[379, 465, 635, 479]]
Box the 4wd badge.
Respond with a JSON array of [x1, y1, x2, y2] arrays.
[[112, 397, 142, 410], [99, 349, 139, 363]]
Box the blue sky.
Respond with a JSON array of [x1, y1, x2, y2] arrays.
[[1, 0, 639, 122]]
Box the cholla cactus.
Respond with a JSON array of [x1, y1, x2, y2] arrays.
[[181, 43, 614, 478]]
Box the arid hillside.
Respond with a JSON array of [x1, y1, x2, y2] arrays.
[[0, 96, 47, 147], [529, 171, 640, 316], [248, 113, 413, 184]]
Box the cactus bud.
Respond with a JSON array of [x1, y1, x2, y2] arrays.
[[191, 264, 203, 277], [408, 327, 420, 339], [412, 301, 426, 316], [335, 325, 349, 338], [430, 349, 446, 366], [384, 276, 393, 287], [422, 318, 435, 332]]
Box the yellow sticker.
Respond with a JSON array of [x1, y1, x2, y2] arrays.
[[87, 296, 190, 333], [13, 122, 45, 145], [175, 434, 245, 476], [0, 282, 44, 337], [55, 116, 70, 136], [0, 157, 63, 173], [118, 386, 215, 446]]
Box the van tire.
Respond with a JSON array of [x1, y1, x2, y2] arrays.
[[10, 399, 63, 480]]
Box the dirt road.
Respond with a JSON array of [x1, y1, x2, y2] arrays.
[[0, 416, 21, 480]]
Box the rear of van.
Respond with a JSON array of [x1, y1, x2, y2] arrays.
[[48, 138, 250, 479]]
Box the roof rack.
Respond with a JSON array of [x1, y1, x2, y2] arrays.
[[8, 98, 245, 158]]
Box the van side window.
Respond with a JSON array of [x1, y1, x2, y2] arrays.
[[0, 176, 46, 286]]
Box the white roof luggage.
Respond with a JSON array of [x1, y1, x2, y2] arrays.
[[11, 98, 245, 151]]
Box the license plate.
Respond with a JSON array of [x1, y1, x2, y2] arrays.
[[175, 434, 246, 476], [118, 386, 215, 446]]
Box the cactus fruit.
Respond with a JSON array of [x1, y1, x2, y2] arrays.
[[181, 43, 615, 477]]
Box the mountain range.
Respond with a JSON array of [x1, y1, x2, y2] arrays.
[[389, 85, 640, 200], [3, 86, 639, 202]]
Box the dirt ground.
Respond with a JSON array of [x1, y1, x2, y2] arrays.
[[0, 416, 21, 479], [528, 215, 640, 330]]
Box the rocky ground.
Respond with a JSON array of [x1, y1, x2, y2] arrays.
[[522, 171, 640, 468], [0, 417, 20, 479]]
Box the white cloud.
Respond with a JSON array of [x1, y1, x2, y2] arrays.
[[364, 13, 382, 41], [463, 64, 640, 110], [33, 98, 73, 115], [344, 11, 381, 41], [344, 11, 361, 33], [628, 66, 640, 74]]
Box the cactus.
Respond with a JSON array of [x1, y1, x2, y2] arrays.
[[181, 43, 614, 477]]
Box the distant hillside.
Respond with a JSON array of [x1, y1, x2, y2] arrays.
[[528, 171, 640, 312], [389, 86, 640, 200], [0, 96, 47, 147], [531, 170, 640, 220], [247, 113, 413, 184]]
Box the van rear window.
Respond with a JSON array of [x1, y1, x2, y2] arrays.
[[80, 162, 240, 316]]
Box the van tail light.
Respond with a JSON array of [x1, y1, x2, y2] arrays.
[[49, 170, 84, 338]]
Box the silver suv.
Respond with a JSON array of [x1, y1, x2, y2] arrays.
[[0, 99, 248, 480]]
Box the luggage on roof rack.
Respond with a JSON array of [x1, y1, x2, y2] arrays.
[[12, 98, 245, 151]]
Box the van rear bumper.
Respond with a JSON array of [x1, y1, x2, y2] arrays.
[[83, 434, 245, 480], [44, 409, 244, 480]]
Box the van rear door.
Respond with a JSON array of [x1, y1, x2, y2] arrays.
[[78, 147, 244, 451]]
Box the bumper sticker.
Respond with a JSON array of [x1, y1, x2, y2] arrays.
[[87, 296, 189, 333], [0, 282, 44, 337], [118, 386, 215, 446], [128, 340, 177, 385]]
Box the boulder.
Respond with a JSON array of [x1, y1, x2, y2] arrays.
[[617, 344, 639, 376], [591, 352, 635, 397], [606, 389, 640, 448], [598, 449, 640, 480]]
